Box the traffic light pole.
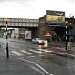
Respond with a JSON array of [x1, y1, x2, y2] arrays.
[[6, 22, 9, 58]]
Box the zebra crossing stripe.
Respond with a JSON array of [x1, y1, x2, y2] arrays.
[[37, 49, 54, 53], [28, 56, 35, 58], [11, 51, 23, 56], [20, 50, 33, 55], [29, 49, 43, 54]]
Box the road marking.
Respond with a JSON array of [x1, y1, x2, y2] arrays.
[[11, 51, 23, 56], [30, 66, 45, 75], [3, 49, 6, 53], [9, 53, 15, 56], [18, 58, 52, 75], [55, 47, 65, 50], [38, 55, 44, 56], [37, 49, 54, 53], [28, 56, 35, 58], [29, 49, 43, 54], [20, 50, 33, 55], [28, 55, 44, 58]]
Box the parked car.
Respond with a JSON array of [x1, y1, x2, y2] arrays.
[[32, 38, 40, 43], [37, 39, 44, 44], [32, 38, 44, 44]]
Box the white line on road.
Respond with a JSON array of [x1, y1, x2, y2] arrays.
[[11, 51, 23, 56], [20, 50, 33, 55], [30, 66, 45, 75], [28, 56, 35, 58], [3, 49, 6, 53], [37, 49, 54, 53], [9, 53, 15, 56], [29, 49, 43, 54], [28, 55, 44, 58], [18, 58, 53, 75]]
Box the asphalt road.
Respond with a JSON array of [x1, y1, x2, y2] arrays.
[[0, 38, 75, 75]]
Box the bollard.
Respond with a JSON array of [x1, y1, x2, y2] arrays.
[[44, 40, 48, 47]]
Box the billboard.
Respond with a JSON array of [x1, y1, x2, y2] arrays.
[[25, 31, 31, 39], [46, 10, 65, 25]]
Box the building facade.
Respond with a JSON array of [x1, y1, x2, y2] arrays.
[[38, 15, 75, 42]]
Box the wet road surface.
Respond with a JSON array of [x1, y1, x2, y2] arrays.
[[0, 38, 75, 75]]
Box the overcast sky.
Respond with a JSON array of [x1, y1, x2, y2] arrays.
[[0, 0, 74, 19]]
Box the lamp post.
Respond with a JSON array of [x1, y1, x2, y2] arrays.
[[65, 21, 68, 50], [4, 18, 9, 58]]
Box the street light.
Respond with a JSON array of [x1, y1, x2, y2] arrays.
[[4, 18, 9, 58]]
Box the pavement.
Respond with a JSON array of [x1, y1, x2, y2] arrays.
[[43, 42, 75, 59], [29, 41, 75, 59]]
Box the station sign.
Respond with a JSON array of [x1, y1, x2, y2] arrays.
[[46, 10, 65, 25], [44, 31, 52, 36]]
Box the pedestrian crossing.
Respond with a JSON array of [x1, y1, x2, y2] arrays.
[[9, 49, 54, 57], [11, 51, 23, 56], [37, 49, 54, 53], [29, 49, 43, 54], [20, 50, 33, 55]]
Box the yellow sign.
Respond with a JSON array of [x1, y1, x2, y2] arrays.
[[46, 15, 65, 22]]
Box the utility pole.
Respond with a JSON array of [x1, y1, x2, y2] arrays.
[[4, 18, 9, 58]]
